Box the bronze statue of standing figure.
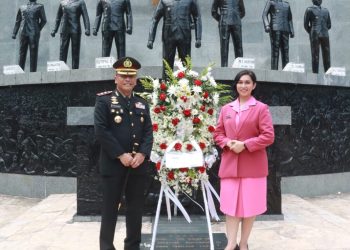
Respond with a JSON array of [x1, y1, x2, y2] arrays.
[[147, 0, 202, 78], [12, 0, 47, 72], [93, 0, 133, 58], [212, 0, 245, 67], [262, 0, 294, 70], [51, 0, 90, 69], [304, 0, 331, 73]]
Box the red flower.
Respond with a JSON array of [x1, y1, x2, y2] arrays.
[[180, 168, 189, 172], [177, 72, 185, 78], [156, 162, 161, 171], [160, 82, 167, 91], [167, 171, 175, 180], [159, 93, 167, 101], [153, 123, 158, 132], [199, 142, 206, 150], [160, 143, 167, 150], [160, 105, 166, 111], [207, 108, 214, 115], [198, 166, 206, 173], [180, 96, 187, 102], [208, 125, 215, 133], [154, 107, 161, 114], [186, 144, 193, 151], [192, 117, 201, 124], [203, 91, 209, 99], [194, 79, 202, 86], [174, 142, 182, 151], [200, 105, 206, 112], [172, 117, 180, 126], [183, 109, 191, 117]]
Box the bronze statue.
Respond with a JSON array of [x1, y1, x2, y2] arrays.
[[51, 0, 90, 69], [263, 0, 294, 70], [93, 0, 133, 58], [212, 0, 245, 67], [147, 0, 202, 78], [304, 0, 331, 73], [12, 0, 47, 72]]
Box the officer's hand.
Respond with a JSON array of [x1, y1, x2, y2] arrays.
[[119, 153, 133, 167], [264, 26, 270, 33], [92, 30, 98, 36], [147, 41, 153, 49], [50, 31, 56, 38], [85, 30, 90, 36], [290, 32, 295, 38], [126, 28, 132, 35], [12, 34, 16, 39], [195, 39, 201, 48], [130, 153, 145, 168]]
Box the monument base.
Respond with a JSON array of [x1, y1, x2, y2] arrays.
[[140, 216, 226, 250]]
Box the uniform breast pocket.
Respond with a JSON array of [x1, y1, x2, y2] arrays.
[[134, 109, 147, 125]]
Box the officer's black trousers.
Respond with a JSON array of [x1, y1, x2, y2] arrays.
[[219, 24, 243, 67], [100, 172, 146, 250], [19, 34, 40, 72], [102, 30, 126, 58], [310, 35, 330, 74], [269, 31, 289, 70], [59, 33, 81, 69]]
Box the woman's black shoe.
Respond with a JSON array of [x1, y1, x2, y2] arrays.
[[234, 244, 240, 250]]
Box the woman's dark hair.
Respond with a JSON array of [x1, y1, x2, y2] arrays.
[[232, 69, 257, 96]]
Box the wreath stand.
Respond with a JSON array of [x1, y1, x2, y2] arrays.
[[150, 179, 220, 250]]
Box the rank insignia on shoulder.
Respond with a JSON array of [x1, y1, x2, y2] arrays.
[[96, 91, 113, 96], [135, 102, 146, 109]]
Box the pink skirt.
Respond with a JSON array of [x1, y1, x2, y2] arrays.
[[220, 177, 267, 218]]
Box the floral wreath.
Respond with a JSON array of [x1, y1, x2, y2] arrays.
[[140, 57, 231, 196]]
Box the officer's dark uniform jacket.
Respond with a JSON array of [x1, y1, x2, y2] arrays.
[[52, 0, 90, 34], [93, 0, 132, 33], [94, 90, 153, 176], [13, 2, 47, 37], [148, 0, 201, 43], [304, 5, 331, 38], [211, 0, 245, 27], [262, 0, 294, 33]]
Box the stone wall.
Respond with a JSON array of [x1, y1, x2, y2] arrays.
[[1, 0, 349, 73]]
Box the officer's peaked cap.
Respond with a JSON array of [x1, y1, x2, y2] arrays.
[[113, 57, 141, 75]]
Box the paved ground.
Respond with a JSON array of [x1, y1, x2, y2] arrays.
[[0, 192, 350, 250]]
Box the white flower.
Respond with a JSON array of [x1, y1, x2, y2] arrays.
[[174, 59, 186, 71], [167, 85, 177, 96], [178, 78, 189, 87], [192, 86, 202, 94], [188, 70, 199, 77], [153, 79, 160, 89], [208, 76, 217, 87], [192, 109, 199, 116], [213, 93, 220, 105]]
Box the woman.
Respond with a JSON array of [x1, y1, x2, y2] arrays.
[[214, 70, 275, 250]]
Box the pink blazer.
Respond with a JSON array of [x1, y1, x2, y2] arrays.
[[214, 97, 275, 178]]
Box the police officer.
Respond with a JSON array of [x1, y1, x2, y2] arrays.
[[263, 0, 294, 70], [51, 0, 90, 69], [304, 0, 331, 73], [212, 0, 245, 67], [12, 0, 47, 72], [94, 57, 153, 250], [147, 0, 202, 79], [93, 0, 133, 58]]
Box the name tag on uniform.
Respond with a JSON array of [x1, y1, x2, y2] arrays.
[[135, 102, 145, 109]]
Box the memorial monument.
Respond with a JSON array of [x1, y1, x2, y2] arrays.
[[147, 0, 202, 78], [12, 0, 47, 72], [304, 0, 331, 74], [92, 0, 133, 58], [51, 0, 91, 69], [262, 0, 294, 70], [211, 0, 245, 67]]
